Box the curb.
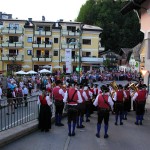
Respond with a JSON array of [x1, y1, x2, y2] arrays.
[[0, 113, 67, 148]]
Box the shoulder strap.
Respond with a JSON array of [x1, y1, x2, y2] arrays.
[[68, 90, 77, 103], [101, 94, 111, 110]]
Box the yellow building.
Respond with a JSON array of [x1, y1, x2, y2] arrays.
[[0, 17, 103, 75]]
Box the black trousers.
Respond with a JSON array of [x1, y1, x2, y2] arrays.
[[97, 108, 110, 125], [77, 103, 85, 117], [55, 101, 64, 115], [115, 102, 124, 115], [136, 102, 145, 115], [67, 105, 78, 123]]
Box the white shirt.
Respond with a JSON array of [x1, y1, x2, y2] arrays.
[[37, 95, 52, 106], [93, 93, 114, 110]]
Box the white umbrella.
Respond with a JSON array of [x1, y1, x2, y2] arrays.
[[42, 65, 51, 69], [26, 70, 37, 74], [15, 70, 27, 75], [22, 65, 31, 69], [53, 65, 63, 69], [39, 69, 51, 74]]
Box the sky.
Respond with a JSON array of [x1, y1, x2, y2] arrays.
[[0, 0, 87, 21]]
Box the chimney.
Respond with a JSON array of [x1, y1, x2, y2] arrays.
[[28, 18, 32, 22], [42, 16, 45, 21]]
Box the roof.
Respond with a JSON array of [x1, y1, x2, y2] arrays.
[[132, 43, 142, 61], [82, 24, 103, 31], [120, 0, 146, 15]]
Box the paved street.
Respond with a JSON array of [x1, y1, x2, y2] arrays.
[[1, 80, 149, 150], [1, 103, 150, 150]]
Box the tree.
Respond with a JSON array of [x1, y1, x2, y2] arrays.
[[76, 0, 144, 53]]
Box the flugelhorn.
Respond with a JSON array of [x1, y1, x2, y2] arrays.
[[128, 83, 138, 92], [128, 83, 138, 97], [109, 81, 118, 92]]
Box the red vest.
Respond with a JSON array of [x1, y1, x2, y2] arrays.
[[117, 90, 124, 102], [90, 88, 94, 94], [68, 88, 78, 104], [137, 90, 146, 102], [98, 94, 109, 109], [53, 86, 63, 101], [125, 90, 130, 101], [39, 95, 47, 105], [79, 89, 85, 103]]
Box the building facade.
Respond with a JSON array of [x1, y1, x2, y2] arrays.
[[0, 17, 103, 75]]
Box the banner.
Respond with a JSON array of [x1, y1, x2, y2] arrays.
[[65, 49, 72, 73]]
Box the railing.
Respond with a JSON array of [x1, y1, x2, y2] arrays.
[[1, 54, 24, 61], [32, 55, 52, 62], [0, 96, 39, 132]]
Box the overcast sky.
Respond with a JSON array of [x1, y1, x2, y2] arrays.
[[0, 0, 87, 21]]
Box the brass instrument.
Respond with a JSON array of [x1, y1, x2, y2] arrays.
[[128, 83, 138, 97], [109, 81, 118, 92]]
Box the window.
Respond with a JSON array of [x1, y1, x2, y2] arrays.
[[9, 49, 18, 56], [27, 37, 32, 43], [67, 26, 76, 32], [143, 57, 145, 62], [82, 39, 91, 45], [54, 38, 58, 43], [54, 51, 58, 56], [82, 52, 91, 57], [27, 50, 32, 55], [9, 36, 18, 43]]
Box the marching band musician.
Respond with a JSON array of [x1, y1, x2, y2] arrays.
[[53, 80, 65, 126], [77, 84, 86, 128], [63, 83, 83, 136], [84, 86, 93, 122], [113, 84, 127, 125], [131, 84, 148, 125], [123, 84, 131, 120], [37, 90, 52, 132], [93, 85, 114, 139]]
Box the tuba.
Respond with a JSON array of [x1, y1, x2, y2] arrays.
[[109, 81, 118, 92]]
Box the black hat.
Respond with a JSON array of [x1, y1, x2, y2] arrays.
[[124, 84, 129, 90], [142, 84, 147, 88], [118, 84, 123, 89], [56, 80, 62, 85], [101, 85, 109, 93]]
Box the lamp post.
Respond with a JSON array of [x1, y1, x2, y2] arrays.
[[68, 23, 83, 84]]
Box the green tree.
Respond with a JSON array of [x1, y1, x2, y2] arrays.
[[76, 0, 144, 53]]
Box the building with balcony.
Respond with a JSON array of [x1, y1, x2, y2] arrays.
[[0, 16, 103, 74]]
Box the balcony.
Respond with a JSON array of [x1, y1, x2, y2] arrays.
[[99, 47, 105, 51], [61, 43, 78, 49], [32, 42, 52, 49], [34, 30, 52, 36], [2, 42, 23, 48], [1, 54, 24, 61], [61, 56, 78, 62], [82, 56, 104, 63], [1, 27, 24, 34], [32, 55, 52, 62], [62, 30, 80, 36]]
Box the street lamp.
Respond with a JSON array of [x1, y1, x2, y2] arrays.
[[68, 24, 84, 84], [69, 38, 81, 84]]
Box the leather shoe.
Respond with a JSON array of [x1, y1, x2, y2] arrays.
[[104, 134, 109, 138], [96, 133, 100, 138]]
